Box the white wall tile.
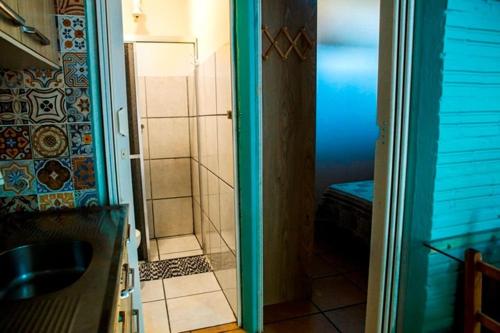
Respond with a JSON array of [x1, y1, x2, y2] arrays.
[[150, 158, 192, 198], [197, 56, 217, 116], [199, 116, 218, 173], [141, 119, 149, 159], [153, 197, 194, 237], [137, 76, 147, 118], [202, 213, 210, 253], [191, 159, 200, 204], [145, 76, 188, 117], [219, 180, 235, 252], [143, 160, 151, 200], [214, 241, 237, 315], [208, 171, 220, 231], [208, 221, 222, 261], [217, 116, 234, 186], [190, 117, 198, 159], [148, 118, 190, 159], [187, 72, 197, 116], [199, 166, 209, 216], [216, 43, 233, 116], [147, 199, 155, 239], [193, 201, 202, 245]]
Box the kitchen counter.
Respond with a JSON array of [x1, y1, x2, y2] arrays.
[[0, 206, 129, 333]]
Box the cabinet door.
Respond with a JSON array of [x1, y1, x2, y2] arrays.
[[0, 0, 21, 40], [18, 0, 58, 64]]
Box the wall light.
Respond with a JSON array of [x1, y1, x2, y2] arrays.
[[131, 0, 143, 20]]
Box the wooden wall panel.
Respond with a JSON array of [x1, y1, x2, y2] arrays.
[[262, 0, 317, 305]]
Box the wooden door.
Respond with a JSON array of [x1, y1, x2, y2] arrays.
[[262, 0, 317, 305], [0, 0, 21, 40], [18, 0, 58, 63]]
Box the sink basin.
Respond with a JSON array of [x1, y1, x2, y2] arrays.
[[0, 240, 93, 301]]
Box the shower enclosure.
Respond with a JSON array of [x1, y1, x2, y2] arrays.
[[124, 39, 239, 314]]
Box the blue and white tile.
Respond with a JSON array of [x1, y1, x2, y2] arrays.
[[0, 160, 36, 196], [57, 15, 86, 52], [34, 158, 73, 193], [69, 123, 93, 155]]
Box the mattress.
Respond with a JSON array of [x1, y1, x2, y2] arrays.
[[319, 180, 374, 246]]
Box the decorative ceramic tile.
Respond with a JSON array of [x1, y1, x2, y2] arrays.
[[65, 88, 90, 122], [75, 189, 98, 207], [0, 195, 38, 215], [55, 0, 85, 15], [69, 123, 92, 155], [0, 89, 29, 124], [35, 158, 73, 193], [0, 126, 31, 159], [0, 69, 23, 89], [0, 160, 36, 196], [39, 192, 75, 211], [71, 156, 95, 190], [23, 69, 64, 89], [58, 16, 86, 52], [32, 124, 68, 158], [26, 88, 66, 123], [63, 53, 88, 87]]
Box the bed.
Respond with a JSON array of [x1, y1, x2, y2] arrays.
[[316, 180, 374, 248]]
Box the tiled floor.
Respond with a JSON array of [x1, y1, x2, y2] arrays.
[[141, 235, 236, 333], [263, 239, 369, 333]]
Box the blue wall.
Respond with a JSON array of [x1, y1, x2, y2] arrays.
[[399, 0, 500, 331], [315, 44, 379, 198]]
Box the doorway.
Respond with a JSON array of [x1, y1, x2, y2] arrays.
[[120, 1, 239, 332]]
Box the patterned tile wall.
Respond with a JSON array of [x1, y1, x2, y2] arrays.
[[0, 0, 98, 215]]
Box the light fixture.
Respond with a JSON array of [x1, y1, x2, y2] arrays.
[[131, 0, 143, 20]]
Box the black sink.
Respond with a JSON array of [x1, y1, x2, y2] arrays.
[[0, 240, 93, 301]]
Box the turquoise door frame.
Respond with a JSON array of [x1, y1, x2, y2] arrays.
[[233, 1, 263, 332]]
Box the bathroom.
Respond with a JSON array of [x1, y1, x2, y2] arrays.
[[121, 0, 239, 331]]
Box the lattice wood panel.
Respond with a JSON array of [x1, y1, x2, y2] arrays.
[[262, 26, 315, 61]]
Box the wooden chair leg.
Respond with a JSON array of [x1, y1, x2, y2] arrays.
[[464, 249, 482, 333]]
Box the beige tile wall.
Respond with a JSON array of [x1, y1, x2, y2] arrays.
[[141, 75, 194, 238], [190, 43, 238, 314]]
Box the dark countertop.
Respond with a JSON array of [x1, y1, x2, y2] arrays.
[[0, 206, 129, 333]]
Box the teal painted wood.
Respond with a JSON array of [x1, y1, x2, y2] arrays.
[[234, 1, 263, 332], [85, 0, 108, 205], [399, 0, 500, 331]]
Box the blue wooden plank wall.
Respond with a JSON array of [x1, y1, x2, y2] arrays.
[[400, 0, 500, 331]]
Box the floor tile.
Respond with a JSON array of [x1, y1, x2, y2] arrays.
[[308, 255, 341, 278], [345, 270, 369, 292], [312, 275, 366, 311], [264, 300, 320, 324], [164, 272, 221, 299], [143, 300, 171, 333], [160, 249, 204, 260], [141, 279, 165, 303], [149, 239, 159, 261], [158, 235, 201, 255], [325, 303, 366, 333], [167, 291, 235, 333], [264, 314, 339, 333], [319, 249, 366, 274]]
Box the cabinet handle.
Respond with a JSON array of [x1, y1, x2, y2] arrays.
[[132, 309, 140, 333], [118, 311, 126, 333], [120, 264, 135, 299], [21, 25, 50, 45], [0, 1, 25, 26]]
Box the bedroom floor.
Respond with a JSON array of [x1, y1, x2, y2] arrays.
[[264, 238, 369, 333]]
